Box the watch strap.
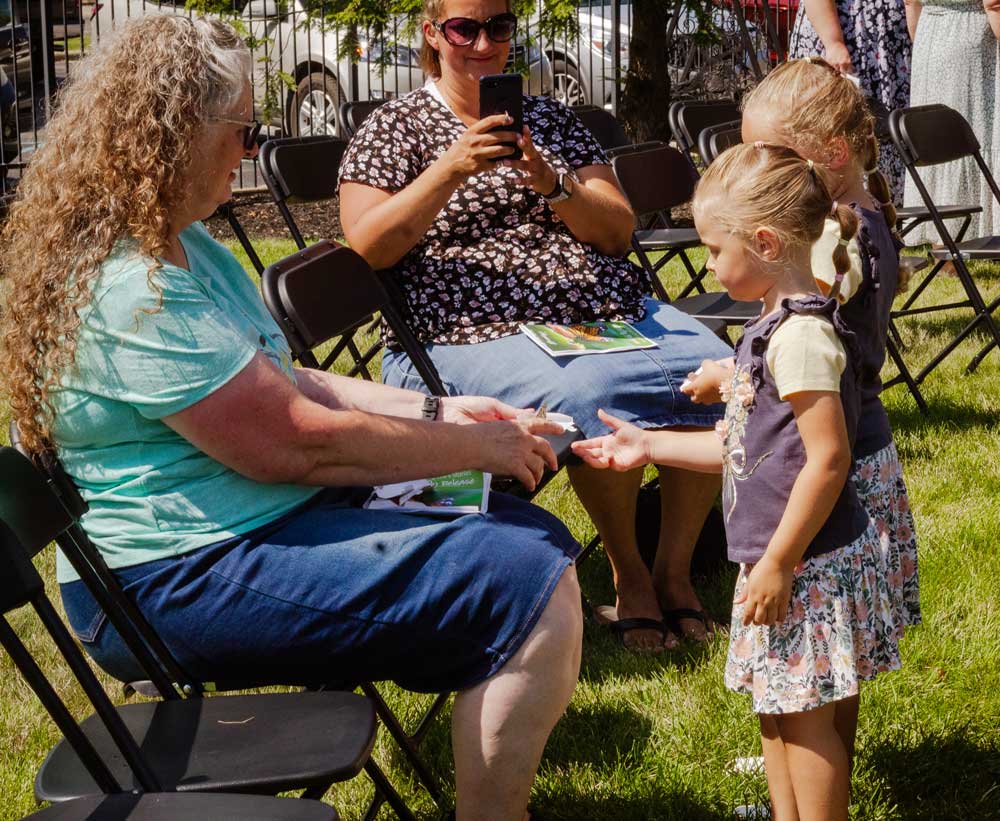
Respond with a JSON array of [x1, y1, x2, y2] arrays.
[[421, 395, 441, 421], [542, 174, 563, 200]]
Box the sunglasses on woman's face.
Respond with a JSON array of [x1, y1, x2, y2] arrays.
[[210, 116, 263, 150], [433, 13, 517, 47]]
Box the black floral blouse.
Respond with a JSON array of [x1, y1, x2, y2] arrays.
[[338, 86, 648, 347]]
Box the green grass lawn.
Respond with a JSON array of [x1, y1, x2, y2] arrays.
[[1, 239, 998, 820]]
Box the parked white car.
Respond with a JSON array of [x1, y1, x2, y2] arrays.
[[95, 0, 553, 136]]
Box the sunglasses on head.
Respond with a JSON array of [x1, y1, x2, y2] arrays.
[[210, 115, 263, 150], [433, 12, 517, 47]]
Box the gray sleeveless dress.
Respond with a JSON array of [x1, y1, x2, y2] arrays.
[[904, 1, 1000, 243]]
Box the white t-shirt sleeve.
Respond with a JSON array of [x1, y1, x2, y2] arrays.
[[765, 314, 846, 399], [811, 217, 863, 303]]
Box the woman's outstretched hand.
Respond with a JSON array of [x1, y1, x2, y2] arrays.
[[570, 409, 651, 471], [474, 418, 564, 491], [441, 114, 523, 180], [503, 126, 558, 196]]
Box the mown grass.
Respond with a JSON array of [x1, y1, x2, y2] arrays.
[[1, 238, 998, 820]]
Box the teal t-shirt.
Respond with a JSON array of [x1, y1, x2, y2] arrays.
[[50, 222, 318, 583]]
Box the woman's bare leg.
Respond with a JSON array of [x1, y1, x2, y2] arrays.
[[653, 459, 722, 640], [775, 703, 851, 821], [566, 462, 668, 651], [760, 714, 800, 821], [451, 566, 583, 821]]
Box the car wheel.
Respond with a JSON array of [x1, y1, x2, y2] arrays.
[[291, 71, 343, 137], [551, 58, 587, 107]]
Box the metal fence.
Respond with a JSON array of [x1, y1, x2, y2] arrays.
[[0, 0, 800, 196]]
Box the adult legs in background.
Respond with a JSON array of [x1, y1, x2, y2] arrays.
[[452, 566, 583, 821], [653, 463, 722, 640]]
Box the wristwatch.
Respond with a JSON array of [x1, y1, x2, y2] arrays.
[[543, 170, 577, 204], [421, 395, 442, 421]]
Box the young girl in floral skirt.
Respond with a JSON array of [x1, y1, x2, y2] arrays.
[[686, 57, 921, 646], [573, 143, 908, 819]]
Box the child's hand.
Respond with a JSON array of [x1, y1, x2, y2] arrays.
[[570, 409, 651, 471], [681, 358, 734, 405], [735, 555, 795, 626]]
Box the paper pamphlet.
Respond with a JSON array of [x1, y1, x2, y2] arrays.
[[520, 321, 656, 357], [365, 470, 491, 515]]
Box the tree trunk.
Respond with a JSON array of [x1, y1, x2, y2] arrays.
[[618, 0, 672, 144]]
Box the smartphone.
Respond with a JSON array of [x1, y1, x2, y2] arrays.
[[479, 73, 523, 161]]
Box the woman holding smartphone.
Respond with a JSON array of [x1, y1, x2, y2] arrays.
[[339, 0, 732, 653]]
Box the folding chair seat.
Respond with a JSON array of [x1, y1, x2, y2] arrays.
[[258, 135, 380, 381], [0, 449, 378, 820], [888, 104, 1000, 378], [570, 104, 630, 151], [340, 99, 386, 139], [668, 99, 742, 174]]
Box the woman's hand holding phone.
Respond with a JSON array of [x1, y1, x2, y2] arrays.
[[502, 126, 558, 196], [440, 114, 523, 181]]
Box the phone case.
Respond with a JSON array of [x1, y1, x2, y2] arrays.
[[479, 73, 523, 161]]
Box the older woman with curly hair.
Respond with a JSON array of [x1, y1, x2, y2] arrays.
[[339, 0, 732, 651], [0, 15, 583, 819]]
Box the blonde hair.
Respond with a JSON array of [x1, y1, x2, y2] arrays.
[[0, 14, 251, 454], [420, 0, 513, 76], [741, 57, 904, 285], [694, 142, 859, 298]]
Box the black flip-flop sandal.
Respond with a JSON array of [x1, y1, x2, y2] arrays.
[[605, 616, 673, 650]]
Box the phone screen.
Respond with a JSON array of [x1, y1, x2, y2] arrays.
[[478, 73, 523, 161]]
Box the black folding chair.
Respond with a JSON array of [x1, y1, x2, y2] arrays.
[[888, 104, 1000, 377], [0, 445, 383, 817], [340, 99, 386, 139], [260, 240, 581, 819], [611, 142, 708, 299], [697, 120, 742, 167], [0, 515, 340, 821], [570, 104, 630, 151], [257, 135, 380, 381], [668, 99, 742, 174]]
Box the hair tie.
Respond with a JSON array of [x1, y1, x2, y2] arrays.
[[754, 141, 765, 149], [830, 200, 838, 215], [834, 271, 846, 282], [838, 238, 850, 248], [865, 165, 878, 174]]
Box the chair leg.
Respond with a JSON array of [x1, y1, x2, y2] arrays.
[[967, 294, 1000, 373], [364, 759, 418, 821], [360, 681, 445, 803], [884, 336, 929, 415]]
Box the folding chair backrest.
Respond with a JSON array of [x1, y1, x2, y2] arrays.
[[259, 135, 347, 207], [571, 104, 629, 150], [261, 240, 447, 394], [340, 99, 386, 139], [889, 104, 980, 167], [612, 143, 699, 218], [0, 517, 162, 794], [605, 140, 665, 161], [698, 120, 742, 166], [674, 100, 742, 161], [0, 442, 195, 699]]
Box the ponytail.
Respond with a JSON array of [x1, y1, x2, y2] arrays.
[[863, 132, 910, 292], [829, 202, 860, 302]]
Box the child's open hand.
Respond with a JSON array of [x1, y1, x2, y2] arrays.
[[735, 555, 795, 626], [680, 358, 735, 405], [570, 409, 651, 471]]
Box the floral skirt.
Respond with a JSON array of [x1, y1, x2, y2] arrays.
[[853, 441, 921, 629], [725, 522, 904, 714]]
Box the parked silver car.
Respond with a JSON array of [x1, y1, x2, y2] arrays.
[[95, 0, 553, 137]]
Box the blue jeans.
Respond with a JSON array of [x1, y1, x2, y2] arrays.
[[61, 488, 580, 693]]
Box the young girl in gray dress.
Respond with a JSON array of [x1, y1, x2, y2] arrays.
[[574, 143, 906, 819]]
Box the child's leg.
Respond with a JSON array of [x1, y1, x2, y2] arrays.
[[774, 702, 850, 821], [759, 714, 800, 821], [834, 693, 860, 769]]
